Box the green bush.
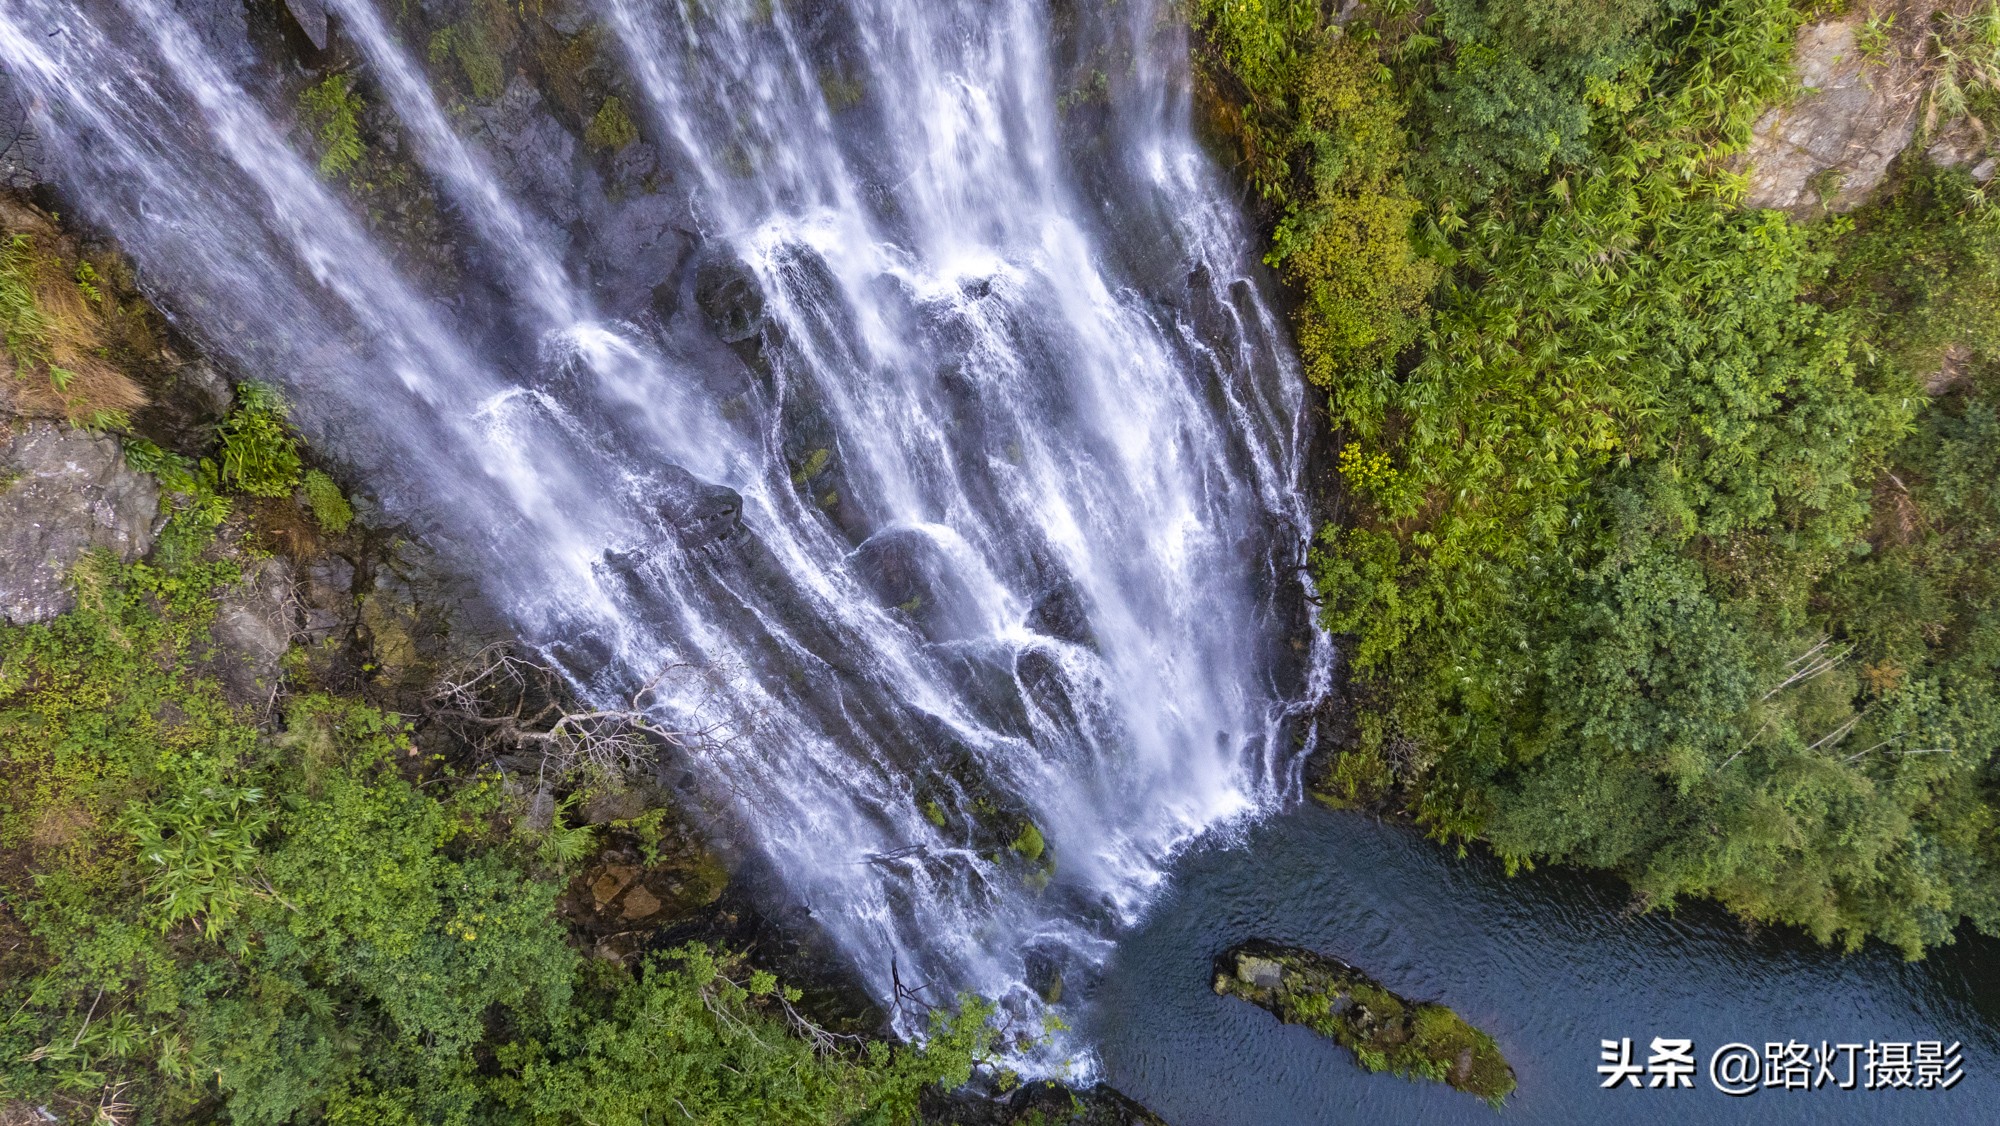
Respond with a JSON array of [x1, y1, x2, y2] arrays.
[[299, 74, 365, 180], [1207, 0, 2000, 953], [218, 383, 303, 498], [302, 468, 354, 533], [0, 540, 998, 1123]]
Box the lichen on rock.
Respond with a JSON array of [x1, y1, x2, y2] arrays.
[[1213, 940, 1515, 1106]]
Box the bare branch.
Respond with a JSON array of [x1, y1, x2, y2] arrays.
[[423, 646, 757, 782]]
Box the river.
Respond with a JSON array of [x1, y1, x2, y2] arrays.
[[1092, 803, 2000, 1124]]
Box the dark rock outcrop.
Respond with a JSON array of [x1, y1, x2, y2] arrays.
[[282, 0, 330, 50], [693, 252, 768, 344], [655, 465, 746, 547], [923, 1079, 1168, 1126]]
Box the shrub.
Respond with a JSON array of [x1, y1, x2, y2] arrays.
[[218, 383, 303, 498], [301, 469, 354, 533], [298, 74, 365, 180]]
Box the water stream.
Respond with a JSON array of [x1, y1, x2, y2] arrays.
[[1096, 804, 2000, 1124], [0, 0, 1328, 1065]]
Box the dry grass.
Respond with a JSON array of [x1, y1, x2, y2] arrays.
[[0, 196, 146, 427]]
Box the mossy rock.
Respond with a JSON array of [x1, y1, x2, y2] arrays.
[[1213, 941, 1514, 1106]]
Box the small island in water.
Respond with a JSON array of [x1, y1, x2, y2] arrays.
[[1214, 941, 1515, 1107]]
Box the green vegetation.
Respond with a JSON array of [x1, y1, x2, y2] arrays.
[[298, 74, 365, 180], [1010, 820, 1047, 864], [586, 96, 639, 152], [301, 468, 354, 533], [217, 383, 304, 498], [0, 465, 997, 1124], [1197, 0, 2000, 955], [431, 1, 517, 102], [1214, 942, 1514, 1105], [0, 211, 149, 428]]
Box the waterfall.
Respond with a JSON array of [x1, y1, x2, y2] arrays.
[[0, 0, 1329, 1068]]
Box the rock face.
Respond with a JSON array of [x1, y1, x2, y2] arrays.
[[0, 71, 45, 191], [922, 1080, 1168, 1126], [283, 0, 330, 50], [207, 557, 298, 712], [1213, 940, 1515, 1106], [0, 422, 160, 624], [1740, 14, 1926, 214]]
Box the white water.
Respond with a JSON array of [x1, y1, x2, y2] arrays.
[[0, 0, 1328, 1067]]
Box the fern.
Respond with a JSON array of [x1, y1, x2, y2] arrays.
[[299, 74, 365, 180]]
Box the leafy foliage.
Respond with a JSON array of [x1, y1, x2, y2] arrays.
[[299, 74, 365, 180], [302, 468, 354, 533], [0, 529, 995, 1123], [1205, 0, 2000, 954], [218, 382, 304, 498], [1194, 2, 1437, 385]]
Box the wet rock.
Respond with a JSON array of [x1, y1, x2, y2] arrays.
[[283, 0, 330, 50], [922, 1080, 1168, 1126], [592, 192, 689, 316], [1213, 940, 1515, 1105], [654, 465, 745, 547], [693, 253, 767, 344], [0, 72, 46, 191], [298, 554, 356, 645], [177, 0, 258, 80], [0, 423, 160, 624], [359, 586, 421, 674], [208, 557, 298, 711], [619, 884, 662, 920], [612, 141, 661, 186], [1015, 646, 1083, 731], [583, 787, 647, 824], [171, 359, 236, 421], [465, 76, 583, 226], [1739, 14, 1925, 214], [1025, 576, 1095, 648], [540, 0, 596, 37], [590, 864, 640, 908], [850, 526, 984, 642]]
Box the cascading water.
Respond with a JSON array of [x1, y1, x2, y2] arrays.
[[0, 0, 1329, 1067]]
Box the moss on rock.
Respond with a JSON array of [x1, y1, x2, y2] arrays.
[[1213, 940, 1514, 1106]]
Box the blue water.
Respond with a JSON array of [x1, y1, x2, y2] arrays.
[[1091, 803, 2000, 1124]]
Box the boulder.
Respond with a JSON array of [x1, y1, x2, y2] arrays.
[[0, 423, 160, 624], [693, 253, 767, 344], [849, 525, 985, 642], [208, 557, 298, 711], [655, 465, 745, 547], [1739, 14, 1925, 214]]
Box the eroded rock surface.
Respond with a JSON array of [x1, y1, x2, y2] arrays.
[[0, 422, 159, 624], [1741, 13, 1926, 214], [208, 557, 298, 712]]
